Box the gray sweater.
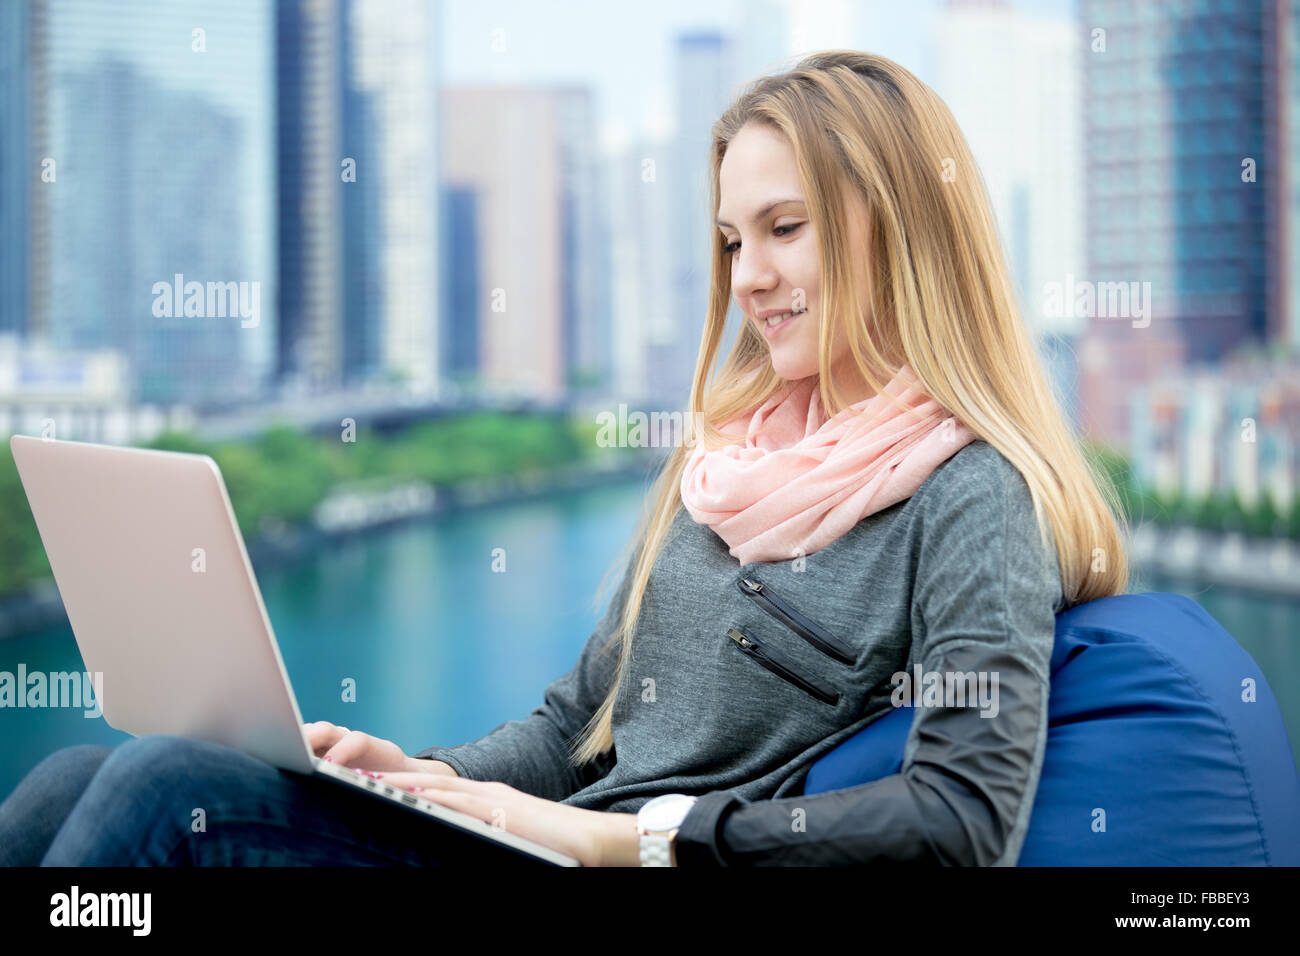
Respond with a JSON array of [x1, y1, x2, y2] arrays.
[[414, 439, 1066, 865]]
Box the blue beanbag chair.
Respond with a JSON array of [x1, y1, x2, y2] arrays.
[[803, 592, 1300, 865]]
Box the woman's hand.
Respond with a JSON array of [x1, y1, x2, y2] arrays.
[[371, 770, 641, 867], [303, 721, 457, 776]]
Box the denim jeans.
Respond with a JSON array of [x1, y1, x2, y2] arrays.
[[0, 735, 544, 866]]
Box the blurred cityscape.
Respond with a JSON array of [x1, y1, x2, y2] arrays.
[[0, 0, 1298, 578]]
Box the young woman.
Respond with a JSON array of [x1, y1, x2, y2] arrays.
[[0, 50, 1127, 867]]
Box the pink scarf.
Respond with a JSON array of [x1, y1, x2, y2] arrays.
[[679, 363, 975, 564]]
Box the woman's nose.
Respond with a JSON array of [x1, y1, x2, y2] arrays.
[[730, 244, 779, 302]]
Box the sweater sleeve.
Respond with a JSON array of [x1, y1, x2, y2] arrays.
[[673, 455, 1064, 865], [409, 552, 636, 802]]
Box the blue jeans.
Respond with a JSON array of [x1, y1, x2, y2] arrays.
[[0, 735, 543, 866]]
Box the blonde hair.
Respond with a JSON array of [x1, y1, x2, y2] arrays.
[[568, 50, 1130, 766]]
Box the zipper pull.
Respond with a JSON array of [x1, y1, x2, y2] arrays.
[[740, 577, 764, 593], [727, 627, 755, 649]]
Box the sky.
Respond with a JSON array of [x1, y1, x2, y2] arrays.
[[43, 0, 1079, 157], [439, 0, 1080, 151]]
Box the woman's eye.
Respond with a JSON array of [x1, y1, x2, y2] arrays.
[[722, 222, 802, 256]]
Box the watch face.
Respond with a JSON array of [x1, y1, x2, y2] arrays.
[[641, 794, 697, 831]]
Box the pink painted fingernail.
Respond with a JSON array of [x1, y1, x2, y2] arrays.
[[322, 755, 333, 762], [412, 787, 425, 793]]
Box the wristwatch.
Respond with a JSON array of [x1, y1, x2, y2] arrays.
[[636, 793, 699, 866]]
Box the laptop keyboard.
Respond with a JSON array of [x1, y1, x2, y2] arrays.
[[312, 756, 423, 806], [306, 756, 579, 865]]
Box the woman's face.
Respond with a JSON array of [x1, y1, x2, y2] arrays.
[[717, 121, 868, 391]]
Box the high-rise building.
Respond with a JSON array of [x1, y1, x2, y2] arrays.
[[276, 0, 344, 394], [54, 62, 253, 404], [1079, 0, 1288, 449], [441, 86, 603, 403], [0, 1, 32, 339], [338, 4, 382, 387], [934, 0, 1086, 433], [439, 183, 479, 391], [1272, 0, 1299, 353], [348, 0, 442, 396], [40, 0, 276, 407], [277, 0, 442, 396], [2, 0, 52, 343], [606, 137, 676, 405], [660, 31, 734, 411]]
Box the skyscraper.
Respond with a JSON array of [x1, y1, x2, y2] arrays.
[[348, 0, 442, 396], [557, 88, 613, 399], [3, 0, 52, 344], [439, 182, 479, 391], [659, 30, 734, 411], [339, 3, 383, 387], [41, 0, 276, 406], [1273, 0, 1299, 353], [0, 0, 32, 339], [606, 136, 676, 405], [441, 86, 602, 403], [277, 0, 344, 394], [1079, 0, 1286, 448]]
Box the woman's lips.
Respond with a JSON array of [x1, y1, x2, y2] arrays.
[[760, 309, 803, 339]]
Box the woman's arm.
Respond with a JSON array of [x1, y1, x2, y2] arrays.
[[672, 457, 1064, 865]]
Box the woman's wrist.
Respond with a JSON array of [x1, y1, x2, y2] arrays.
[[596, 812, 642, 867], [404, 756, 460, 777]]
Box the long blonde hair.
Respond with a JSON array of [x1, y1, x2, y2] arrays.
[[568, 50, 1130, 766]]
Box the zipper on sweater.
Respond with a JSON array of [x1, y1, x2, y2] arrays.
[[737, 577, 856, 665], [726, 625, 840, 706]]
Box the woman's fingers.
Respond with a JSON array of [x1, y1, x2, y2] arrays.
[[372, 772, 497, 793], [321, 729, 379, 767], [375, 774, 512, 826], [370, 775, 604, 865], [304, 721, 348, 756], [305, 724, 411, 772]]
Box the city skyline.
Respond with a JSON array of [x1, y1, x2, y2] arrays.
[[0, 0, 1296, 515]]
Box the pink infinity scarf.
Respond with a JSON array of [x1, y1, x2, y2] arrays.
[[679, 363, 975, 564]]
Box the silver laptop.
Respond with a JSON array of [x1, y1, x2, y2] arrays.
[[9, 434, 578, 867]]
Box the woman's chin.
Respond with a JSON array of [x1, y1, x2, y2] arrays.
[[768, 354, 817, 382]]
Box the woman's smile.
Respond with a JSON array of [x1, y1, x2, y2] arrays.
[[758, 308, 805, 338]]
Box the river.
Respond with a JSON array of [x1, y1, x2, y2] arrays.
[[1, 477, 1296, 803]]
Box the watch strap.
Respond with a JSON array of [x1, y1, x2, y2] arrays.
[[639, 832, 673, 867]]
